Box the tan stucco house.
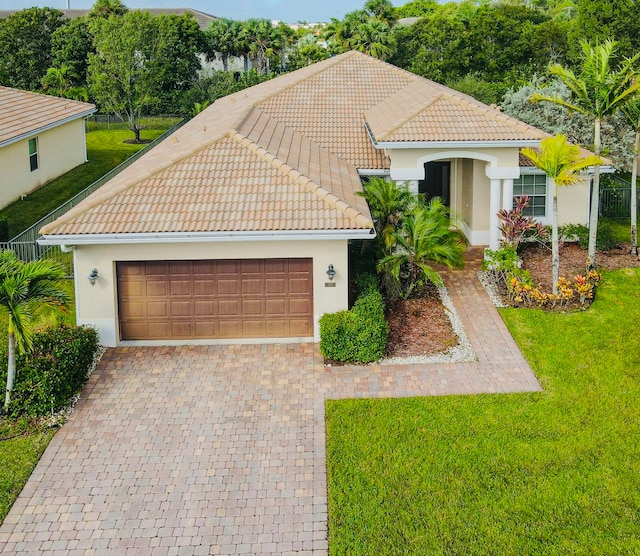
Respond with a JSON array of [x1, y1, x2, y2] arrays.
[[0, 87, 96, 210], [39, 51, 603, 347]]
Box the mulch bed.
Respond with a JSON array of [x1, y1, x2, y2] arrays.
[[521, 241, 640, 291], [385, 285, 458, 358]]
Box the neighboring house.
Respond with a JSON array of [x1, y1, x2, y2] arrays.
[[39, 51, 606, 346], [0, 87, 96, 210]]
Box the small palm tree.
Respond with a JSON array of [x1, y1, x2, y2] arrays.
[[522, 135, 601, 294], [530, 39, 640, 266], [357, 178, 414, 252], [377, 198, 465, 298], [0, 251, 70, 411], [619, 99, 640, 256]]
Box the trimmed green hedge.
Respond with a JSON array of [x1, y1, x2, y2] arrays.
[[0, 326, 99, 417], [319, 273, 388, 363]]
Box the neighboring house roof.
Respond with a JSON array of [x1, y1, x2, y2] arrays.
[[40, 51, 556, 239], [0, 87, 96, 148], [0, 8, 217, 31]]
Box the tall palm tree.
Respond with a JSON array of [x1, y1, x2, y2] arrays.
[[620, 99, 640, 256], [522, 135, 601, 294], [0, 252, 70, 410], [347, 20, 396, 60], [377, 198, 465, 298], [357, 178, 414, 252], [530, 40, 640, 266]]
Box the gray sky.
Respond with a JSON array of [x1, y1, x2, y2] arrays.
[[0, 0, 400, 22]]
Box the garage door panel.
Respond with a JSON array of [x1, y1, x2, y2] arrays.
[[265, 278, 286, 294], [242, 299, 263, 315], [290, 299, 312, 315], [118, 258, 312, 340], [170, 280, 192, 296], [146, 280, 168, 297], [242, 278, 263, 295], [143, 262, 169, 277], [289, 278, 311, 294], [265, 299, 286, 315], [219, 299, 239, 316], [147, 301, 169, 318], [218, 279, 239, 295]]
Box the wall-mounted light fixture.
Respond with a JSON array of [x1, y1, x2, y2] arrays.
[[326, 264, 336, 281], [88, 268, 99, 286]]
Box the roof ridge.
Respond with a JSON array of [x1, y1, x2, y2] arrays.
[[40, 129, 231, 235], [247, 51, 356, 108], [375, 88, 443, 141], [228, 129, 373, 229], [0, 85, 94, 110], [444, 94, 546, 136]]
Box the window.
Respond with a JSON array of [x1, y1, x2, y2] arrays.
[[28, 137, 39, 172], [513, 173, 547, 217]]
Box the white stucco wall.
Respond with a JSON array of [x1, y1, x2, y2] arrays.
[[71, 239, 349, 346], [0, 118, 88, 210], [557, 178, 590, 226]]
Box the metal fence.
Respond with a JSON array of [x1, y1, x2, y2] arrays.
[[2, 118, 186, 269], [85, 114, 183, 132], [599, 187, 640, 219]]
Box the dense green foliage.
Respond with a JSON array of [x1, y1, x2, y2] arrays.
[[327, 268, 640, 554], [0, 326, 99, 418], [319, 274, 388, 363]]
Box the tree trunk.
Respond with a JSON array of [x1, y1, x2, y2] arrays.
[[631, 130, 639, 256], [552, 180, 559, 295], [134, 127, 141, 142], [587, 117, 602, 268], [222, 54, 229, 72], [4, 331, 16, 411]]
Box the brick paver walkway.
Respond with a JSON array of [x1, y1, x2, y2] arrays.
[[0, 253, 540, 555]]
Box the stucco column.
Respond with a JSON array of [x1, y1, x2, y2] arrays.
[[502, 178, 514, 211], [489, 178, 502, 250], [405, 180, 419, 194]]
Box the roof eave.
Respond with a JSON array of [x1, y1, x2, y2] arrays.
[[0, 107, 97, 149], [373, 139, 543, 149], [38, 228, 376, 246]]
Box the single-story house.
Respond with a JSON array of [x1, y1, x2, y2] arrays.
[[0, 87, 96, 210], [39, 51, 606, 346]]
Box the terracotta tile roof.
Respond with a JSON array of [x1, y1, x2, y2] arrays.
[[366, 79, 546, 143], [41, 51, 566, 238], [43, 129, 372, 235], [0, 87, 96, 147]]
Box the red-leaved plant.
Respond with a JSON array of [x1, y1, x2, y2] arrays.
[[498, 195, 547, 250]]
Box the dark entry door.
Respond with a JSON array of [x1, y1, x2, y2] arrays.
[[419, 162, 451, 206]]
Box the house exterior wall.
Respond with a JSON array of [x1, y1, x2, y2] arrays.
[[72, 239, 349, 347], [0, 118, 87, 209], [557, 179, 590, 226]]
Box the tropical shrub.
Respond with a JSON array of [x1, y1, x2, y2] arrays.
[[0, 325, 99, 417], [377, 198, 465, 299], [498, 195, 547, 250], [559, 222, 618, 251], [319, 273, 387, 364]]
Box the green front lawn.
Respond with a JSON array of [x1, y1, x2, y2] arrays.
[[0, 126, 171, 238], [327, 268, 640, 555]]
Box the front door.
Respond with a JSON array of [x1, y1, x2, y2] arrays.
[[419, 162, 451, 206]]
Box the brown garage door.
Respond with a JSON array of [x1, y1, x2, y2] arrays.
[[117, 259, 313, 340]]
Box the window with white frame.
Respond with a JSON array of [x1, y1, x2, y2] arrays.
[[513, 173, 547, 217], [28, 137, 39, 172]]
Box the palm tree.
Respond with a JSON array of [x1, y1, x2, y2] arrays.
[[357, 178, 414, 252], [522, 135, 601, 294], [620, 99, 640, 256], [530, 40, 640, 267], [347, 20, 396, 60], [41, 64, 75, 97], [0, 251, 70, 410], [377, 198, 465, 298]]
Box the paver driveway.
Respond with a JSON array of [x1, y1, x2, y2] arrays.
[[0, 258, 541, 555], [1, 344, 329, 555]]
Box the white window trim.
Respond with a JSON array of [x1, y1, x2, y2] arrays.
[[28, 136, 39, 173], [515, 168, 552, 226]]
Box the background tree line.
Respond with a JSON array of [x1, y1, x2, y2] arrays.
[[1, 0, 639, 154]]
